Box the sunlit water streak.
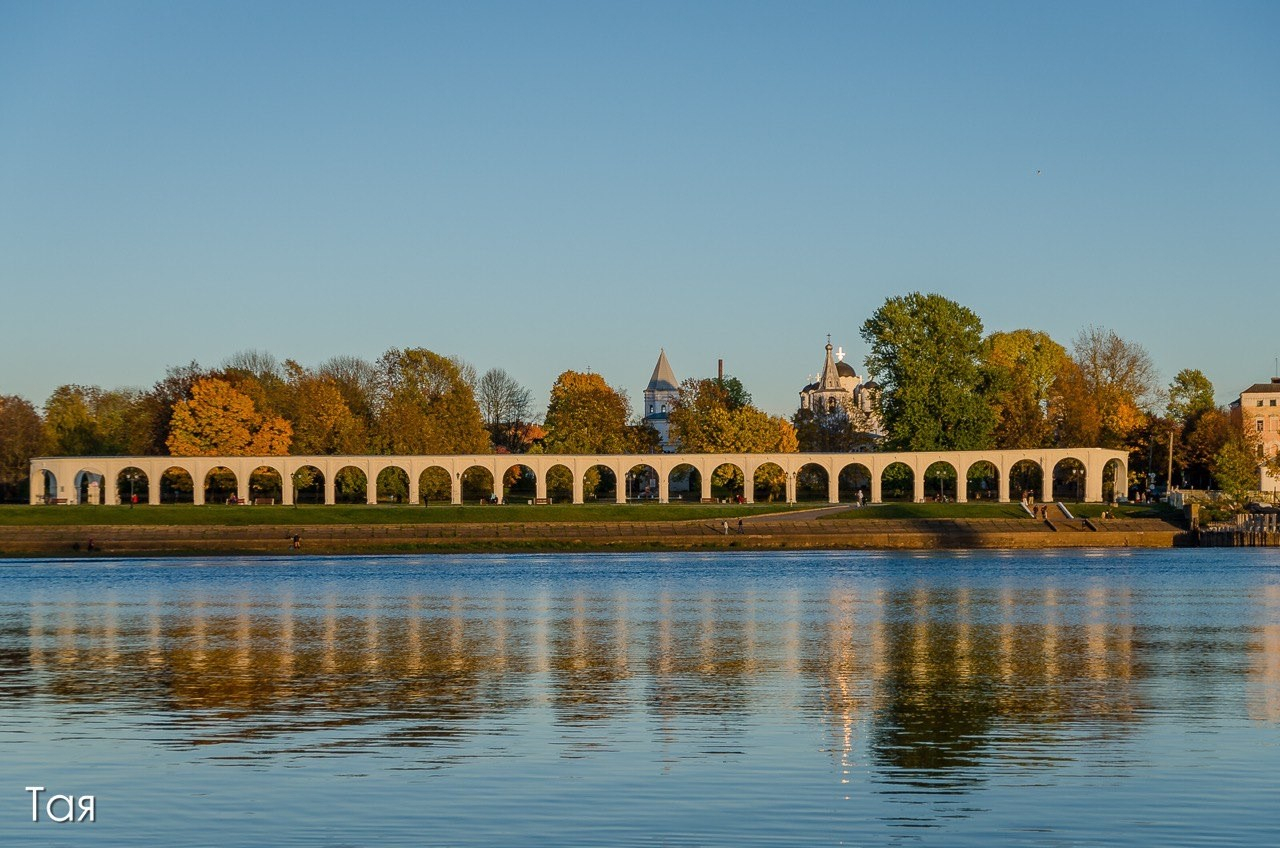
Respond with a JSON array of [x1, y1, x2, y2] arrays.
[[1, 549, 1278, 845]]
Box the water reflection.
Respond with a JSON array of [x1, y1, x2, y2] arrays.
[[2, 555, 1278, 783]]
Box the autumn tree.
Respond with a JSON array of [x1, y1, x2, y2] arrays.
[[280, 361, 366, 455], [541, 370, 635, 454], [166, 378, 292, 456], [221, 349, 290, 419], [860, 293, 995, 451], [1055, 326, 1156, 450], [476, 368, 534, 452], [137, 362, 209, 454], [317, 355, 379, 431], [982, 330, 1067, 449], [670, 376, 798, 497], [0, 395, 45, 502], [372, 348, 489, 454]]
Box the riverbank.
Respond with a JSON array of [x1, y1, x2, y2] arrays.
[[0, 515, 1189, 556]]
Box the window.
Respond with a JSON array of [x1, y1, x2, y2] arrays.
[[1258, 400, 1265, 407], [1257, 418, 1265, 432], [1271, 399, 1277, 406]]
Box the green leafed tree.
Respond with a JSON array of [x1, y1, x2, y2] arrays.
[[860, 292, 995, 451], [982, 329, 1067, 449], [44, 385, 151, 456], [1166, 369, 1216, 424], [1213, 431, 1261, 509]]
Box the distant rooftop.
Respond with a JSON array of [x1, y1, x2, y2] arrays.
[[1241, 378, 1280, 394]]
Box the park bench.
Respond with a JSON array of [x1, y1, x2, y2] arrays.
[[44, 497, 67, 505], [534, 498, 550, 505], [253, 497, 275, 506]]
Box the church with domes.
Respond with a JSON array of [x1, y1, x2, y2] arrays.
[[798, 338, 883, 440]]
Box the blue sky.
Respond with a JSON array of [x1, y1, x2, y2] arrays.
[[2, 1, 1277, 417]]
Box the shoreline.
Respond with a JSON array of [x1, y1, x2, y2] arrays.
[[0, 517, 1191, 557]]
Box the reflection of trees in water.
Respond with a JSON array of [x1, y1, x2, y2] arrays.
[[549, 592, 633, 725], [644, 592, 756, 723], [802, 584, 1151, 788], [6, 578, 1276, 775]]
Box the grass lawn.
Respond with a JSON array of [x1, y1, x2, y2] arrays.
[[827, 502, 1028, 519], [0, 502, 799, 527], [825, 501, 1181, 520]]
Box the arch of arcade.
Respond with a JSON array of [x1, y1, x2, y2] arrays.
[[30, 449, 1128, 506]]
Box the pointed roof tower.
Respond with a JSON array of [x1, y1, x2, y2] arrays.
[[818, 339, 843, 391], [647, 349, 679, 393]]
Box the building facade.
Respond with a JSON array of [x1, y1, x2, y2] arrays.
[[1233, 378, 1280, 492]]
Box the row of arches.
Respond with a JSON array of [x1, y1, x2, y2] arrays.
[[36, 457, 1125, 506]]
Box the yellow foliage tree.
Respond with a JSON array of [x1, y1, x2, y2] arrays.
[[166, 378, 292, 456]]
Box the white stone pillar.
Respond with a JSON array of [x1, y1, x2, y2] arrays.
[[237, 475, 250, 505], [743, 468, 754, 504], [281, 471, 294, 506], [658, 473, 670, 504], [451, 473, 462, 505], [572, 472, 584, 505], [828, 471, 839, 504], [535, 469, 547, 502], [786, 472, 796, 504], [366, 473, 377, 505], [870, 472, 882, 504], [615, 465, 627, 504], [324, 474, 336, 505], [701, 469, 712, 503], [1085, 462, 1103, 503], [913, 473, 925, 503], [1041, 465, 1054, 503], [997, 466, 1009, 503], [409, 474, 421, 506]]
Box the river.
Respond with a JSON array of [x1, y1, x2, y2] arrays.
[[2, 549, 1277, 845]]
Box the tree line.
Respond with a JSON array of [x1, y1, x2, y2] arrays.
[[0, 291, 1268, 503]]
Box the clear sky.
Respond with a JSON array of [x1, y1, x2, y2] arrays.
[[2, 1, 1277, 418]]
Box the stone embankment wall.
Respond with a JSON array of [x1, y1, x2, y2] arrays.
[[0, 518, 1188, 557]]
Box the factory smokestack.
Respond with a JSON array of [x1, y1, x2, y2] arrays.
[[717, 359, 724, 380]]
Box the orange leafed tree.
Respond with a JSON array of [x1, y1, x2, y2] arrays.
[[166, 378, 292, 456]]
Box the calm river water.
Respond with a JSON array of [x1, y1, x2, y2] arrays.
[[2, 550, 1278, 846]]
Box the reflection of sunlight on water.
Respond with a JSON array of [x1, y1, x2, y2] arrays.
[[2, 551, 1279, 844]]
